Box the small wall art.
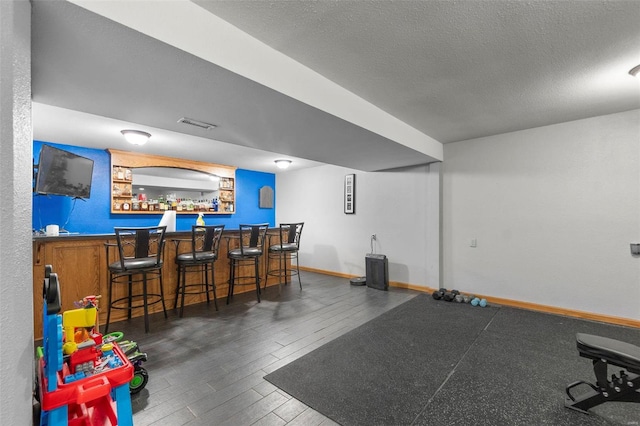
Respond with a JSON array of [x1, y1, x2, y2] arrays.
[[344, 174, 355, 214]]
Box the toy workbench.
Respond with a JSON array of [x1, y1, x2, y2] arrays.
[[36, 265, 133, 426]]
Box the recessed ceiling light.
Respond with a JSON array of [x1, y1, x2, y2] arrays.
[[121, 129, 151, 145]]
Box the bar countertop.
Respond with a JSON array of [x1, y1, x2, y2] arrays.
[[32, 228, 276, 241]]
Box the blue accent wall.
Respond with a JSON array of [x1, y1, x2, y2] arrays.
[[33, 141, 275, 233]]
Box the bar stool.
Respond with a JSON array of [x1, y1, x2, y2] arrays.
[[226, 223, 268, 304], [105, 226, 167, 334], [173, 224, 225, 317], [265, 222, 304, 290]]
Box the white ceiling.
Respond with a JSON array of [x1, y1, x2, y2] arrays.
[[31, 1, 640, 173]]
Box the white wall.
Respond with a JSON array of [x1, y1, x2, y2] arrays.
[[0, 0, 34, 424], [443, 110, 640, 320], [276, 163, 441, 288]]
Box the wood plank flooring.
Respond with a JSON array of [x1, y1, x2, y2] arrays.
[[116, 271, 418, 425]]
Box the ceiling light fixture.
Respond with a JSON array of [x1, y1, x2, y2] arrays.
[[629, 64, 640, 77], [121, 129, 151, 145], [275, 159, 292, 169]]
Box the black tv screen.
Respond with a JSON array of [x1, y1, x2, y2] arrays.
[[35, 145, 94, 199]]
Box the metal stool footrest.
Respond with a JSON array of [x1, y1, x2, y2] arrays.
[[110, 293, 165, 311]]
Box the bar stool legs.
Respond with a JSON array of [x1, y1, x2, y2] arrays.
[[105, 270, 167, 334], [174, 262, 218, 318], [265, 250, 302, 290], [254, 259, 261, 302], [226, 257, 262, 304], [143, 275, 149, 334], [142, 273, 168, 333], [105, 272, 114, 334]]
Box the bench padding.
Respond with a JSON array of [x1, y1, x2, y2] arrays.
[[576, 333, 640, 374]]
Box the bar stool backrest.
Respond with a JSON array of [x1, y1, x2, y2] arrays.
[[114, 226, 167, 270], [238, 223, 269, 256], [278, 222, 304, 249], [191, 224, 225, 258]]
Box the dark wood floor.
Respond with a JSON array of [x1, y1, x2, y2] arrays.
[[116, 271, 417, 425]]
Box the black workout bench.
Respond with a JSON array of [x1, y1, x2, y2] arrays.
[[565, 333, 640, 414]]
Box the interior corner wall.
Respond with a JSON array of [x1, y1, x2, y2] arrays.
[[275, 163, 441, 289], [442, 109, 640, 320], [0, 0, 33, 424]]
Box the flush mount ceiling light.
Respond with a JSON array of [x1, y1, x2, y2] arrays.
[[121, 130, 151, 145], [629, 64, 640, 77], [275, 159, 292, 169]]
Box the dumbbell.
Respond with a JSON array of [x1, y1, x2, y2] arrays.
[[471, 297, 488, 307], [432, 288, 446, 300], [442, 289, 460, 302], [454, 294, 464, 303]]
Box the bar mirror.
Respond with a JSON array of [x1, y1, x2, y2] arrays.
[[109, 149, 236, 214]]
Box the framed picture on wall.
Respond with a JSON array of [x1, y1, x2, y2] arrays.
[[344, 174, 355, 214]]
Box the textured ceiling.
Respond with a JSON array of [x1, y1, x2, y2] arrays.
[[196, 0, 640, 143], [31, 0, 640, 174]]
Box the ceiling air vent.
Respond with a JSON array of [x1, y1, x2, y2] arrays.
[[177, 117, 217, 131]]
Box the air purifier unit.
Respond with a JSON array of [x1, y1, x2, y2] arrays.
[[365, 254, 388, 291]]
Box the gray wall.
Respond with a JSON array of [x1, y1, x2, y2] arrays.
[[443, 109, 640, 320], [277, 110, 640, 322], [275, 163, 441, 288], [0, 0, 34, 424]]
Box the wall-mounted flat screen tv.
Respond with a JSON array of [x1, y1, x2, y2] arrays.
[[35, 145, 94, 199]]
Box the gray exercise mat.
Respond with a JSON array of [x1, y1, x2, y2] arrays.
[[265, 293, 640, 425]]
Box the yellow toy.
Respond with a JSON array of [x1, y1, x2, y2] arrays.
[[61, 296, 100, 354]]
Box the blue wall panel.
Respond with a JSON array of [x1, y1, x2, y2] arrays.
[[33, 141, 275, 234]]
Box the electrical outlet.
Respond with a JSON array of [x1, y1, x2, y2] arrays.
[[470, 238, 477, 247]]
